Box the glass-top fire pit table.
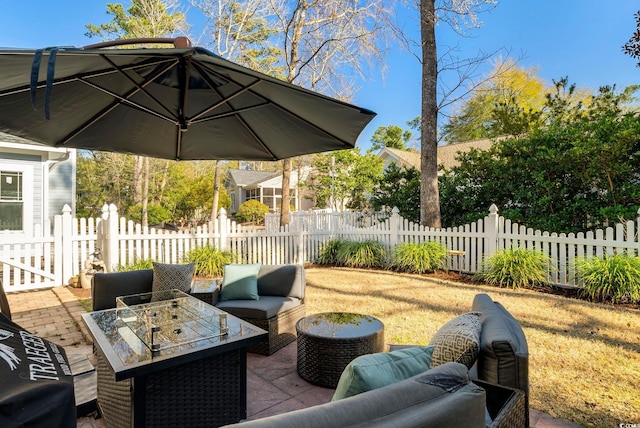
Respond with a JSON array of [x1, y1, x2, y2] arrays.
[[82, 289, 267, 428], [296, 312, 385, 388]]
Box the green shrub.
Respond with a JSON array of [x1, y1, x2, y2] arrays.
[[317, 238, 346, 265], [575, 253, 640, 303], [236, 200, 269, 224], [477, 248, 549, 289], [336, 239, 388, 268], [183, 245, 235, 277], [116, 258, 154, 272], [390, 241, 448, 274], [127, 203, 172, 225]]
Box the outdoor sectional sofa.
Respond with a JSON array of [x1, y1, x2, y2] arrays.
[[91, 263, 306, 355], [227, 293, 529, 428], [91, 265, 529, 427]]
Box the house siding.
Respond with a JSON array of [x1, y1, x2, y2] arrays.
[[47, 151, 76, 217]]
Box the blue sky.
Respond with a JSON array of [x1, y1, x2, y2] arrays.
[[1, 1, 638, 151]]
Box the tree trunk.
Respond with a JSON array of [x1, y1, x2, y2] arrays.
[[280, 158, 292, 226], [420, 0, 441, 228], [158, 160, 170, 203], [133, 155, 144, 205], [142, 157, 149, 227], [297, 158, 303, 210], [212, 160, 222, 221]]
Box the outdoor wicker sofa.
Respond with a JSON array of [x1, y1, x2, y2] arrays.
[[91, 263, 306, 355], [227, 293, 529, 428]]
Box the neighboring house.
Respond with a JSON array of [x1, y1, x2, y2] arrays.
[[377, 139, 495, 173], [377, 147, 421, 170], [225, 168, 313, 213], [0, 132, 76, 235], [435, 138, 494, 170]]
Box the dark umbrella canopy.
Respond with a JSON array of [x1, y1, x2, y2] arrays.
[[0, 38, 375, 160]]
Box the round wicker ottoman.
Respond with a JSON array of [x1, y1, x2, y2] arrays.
[[296, 312, 385, 388]]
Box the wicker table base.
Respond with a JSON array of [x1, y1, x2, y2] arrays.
[[296, 313, 385, 389], [83, 293, 267, 428], [96, 346, 246, 428]]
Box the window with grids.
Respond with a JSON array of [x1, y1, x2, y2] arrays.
[[244, 187, 294, 212], [0, 171, 23, 231], [246, 188, 260, 201]]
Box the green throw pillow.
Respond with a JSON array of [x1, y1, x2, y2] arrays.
[[220, 263, 261, 301], [332, 346, 434, 401], [151, 262, 195, 295]]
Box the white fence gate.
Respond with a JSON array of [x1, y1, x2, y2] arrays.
[[2, 203, 640, 292]]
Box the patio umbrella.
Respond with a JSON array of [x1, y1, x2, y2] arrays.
[[0, 37, 375, 161]]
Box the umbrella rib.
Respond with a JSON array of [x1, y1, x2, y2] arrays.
[[60, 62, 181, 146], [195, 100, 353, 149], [0, 57, 177, 97], [191, 62, 354, 148], [189, 62, 263, 122], [78, 77, 173, 122], [192, 80, 261, 121], [187, 61, 275, 158], [235, 113, 278, 161], [64, 79, 175, 137], [269, 102, 355, 149], [190, 103, 268, 124], [98, 54, 179, 121]]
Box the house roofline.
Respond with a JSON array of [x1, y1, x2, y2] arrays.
[[0, 141, 72, 154]]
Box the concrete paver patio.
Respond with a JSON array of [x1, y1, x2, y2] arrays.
[[5, 286, 581, 428]]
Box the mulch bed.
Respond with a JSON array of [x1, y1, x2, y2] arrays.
[[65, 268, 638, 310]]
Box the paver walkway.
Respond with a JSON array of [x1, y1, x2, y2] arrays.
[[6, 286, 581, 428]]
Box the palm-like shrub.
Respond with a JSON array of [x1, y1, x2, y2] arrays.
[[316, 238, 345, 265], [575, 253, 640, 303], [183, 244, 234, 277], [116, 258, 154, 271], [390, 241, 448, 273], [336, 240, 388, 268], [477, 248, 549, 289]]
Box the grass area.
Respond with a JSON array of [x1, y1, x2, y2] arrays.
[[303, 266, 640, 428], [78, 298, 92, 313]]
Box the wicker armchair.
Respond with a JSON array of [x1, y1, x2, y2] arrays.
[[215, 264, 306, 355], [92, 264, 306, 356]]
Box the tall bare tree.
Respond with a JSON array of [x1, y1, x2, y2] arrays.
[[192, 0, 387, 225], [191, 0, 281, 219], [420, 0, 440, 227], [393, 0, 511, 227], [86, 0, 187, 226], [268, 0, 388, 225], [191, 0, 282, 73]]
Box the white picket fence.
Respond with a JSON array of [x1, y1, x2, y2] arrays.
[[2, 203, 640, 292]]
